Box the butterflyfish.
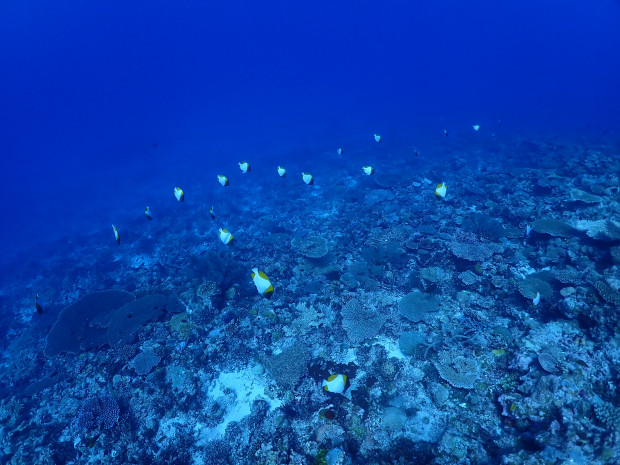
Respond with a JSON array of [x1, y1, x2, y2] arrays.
[[238, 161, 251, 173], [302, 172, 314, 185], [218, 228, 233, 245], [362, 166, 374, 175], [251, 267, 274, 299], [435, 182, 447, 198], [145, 206, 153, 220], [218, 175, 229, 187], [322, 374, 347, 394], [277, 166, 287, 177], [374, 134, 382, 143], [174, 187, 184, 202], [112, 225, 120, 245]]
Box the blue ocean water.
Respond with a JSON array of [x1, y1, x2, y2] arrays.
[[1, 1, 619, 464]]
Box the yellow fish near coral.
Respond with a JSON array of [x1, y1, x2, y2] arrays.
[[302, 172, 314, 185], [174, 187, 184, 202], [533, 292, 541, 306], [218, 228, 233, 245], [218, 175, 229, 187], [322, 374, 347, 393], [362, 166, 374, 175], [435, 182, 447, 198], [112, 225, 120, 245], [251, 267, 274, 299], [238, 161, 251, 173], [144, 206, 153, 220], [277, 166, 287, 177]]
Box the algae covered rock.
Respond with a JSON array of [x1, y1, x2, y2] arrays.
[[398, 331, 426, 357], [461, 213, 506, 241], [45, 290, 135, 356], [382, 406, 407, 432], [131, 347, 162, 375], [531, 218, 575, 237], [107, 294, 167, 347], [569, 188, 602, 204], [399, 291, 440, 322]]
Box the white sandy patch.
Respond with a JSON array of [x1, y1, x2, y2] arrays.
[[197, 365, 282, 442]]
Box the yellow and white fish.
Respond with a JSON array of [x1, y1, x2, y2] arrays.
[[443, 129, 449, 137], [174, 187, 184, 202], [251, 267, 274, 299], [145, 206, 153, 220], [210, 206, 215, 220], [322, 374, 347, 394], [533, 292, 541, 306], [218, 228, 233, 245], [302, 172, 314, 185], [374, 134, 382, 143], [277, 166, 287, 177], [435, 182, 447, 198], [239, 161, 251, 173], [473, 124, 480, 132], [362, 165, 374, 175], [218, 175, 229, 187], [112, 225, 120, 245], [337, 147, 343, 155]]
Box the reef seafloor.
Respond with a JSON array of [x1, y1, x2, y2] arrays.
[[0, 133, 619, 465]]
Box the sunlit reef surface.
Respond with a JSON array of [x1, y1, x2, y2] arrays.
[[1, 133, 619, 465]]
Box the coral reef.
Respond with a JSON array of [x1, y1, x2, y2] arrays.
[[76, 395, 120, 431], [340, 298, 387, 344], [433, 349, 480, 389], [1, 133, 619, 464]]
